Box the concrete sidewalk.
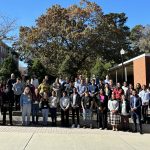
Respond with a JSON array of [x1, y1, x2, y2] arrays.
[[0, 126, 150, 150]]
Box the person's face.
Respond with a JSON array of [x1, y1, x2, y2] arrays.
[[132, 90, 136, 96], [35, 89, 39, 94], [17, 79, 20, 83], [129, 84, 133, 89], [105, 84, 109, 88], [117, 83, 121, 88], [75, 78, 78, 82], [63, 92, 66, 97], [25, 87, 30, 94], [106, 75, 109, 80], [124, 82, 127, 87], [109, 80, 113, 85], [73, 88, 77, 93], [100, 89, 103, 95], [92, 80, 95, 85], [136, 83, 140, 88], [45, 76, 48, 80], [81, 80, 84, 85], [99, 80, 103, 84], [142, 85, 146, 90], [85, 92, 89, 97]]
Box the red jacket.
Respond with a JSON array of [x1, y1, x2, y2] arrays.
[[113, 88, 124, 100]]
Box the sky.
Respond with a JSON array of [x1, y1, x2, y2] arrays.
[[1, 0, 150, 66]]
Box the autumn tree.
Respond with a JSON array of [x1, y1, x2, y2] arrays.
[[16, 0, 130, 77]]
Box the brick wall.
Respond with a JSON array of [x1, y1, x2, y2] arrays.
[[133, 57, 146, 86]]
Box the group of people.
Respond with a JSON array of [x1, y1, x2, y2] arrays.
[[0, 73, 150, 134]]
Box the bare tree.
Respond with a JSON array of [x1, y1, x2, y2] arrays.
[[0, 15, 17, 41]]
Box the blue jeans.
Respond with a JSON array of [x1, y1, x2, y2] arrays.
[[32, 104, 39, 123], [83, 109, 92, 126], [42, 109, 49, 125]]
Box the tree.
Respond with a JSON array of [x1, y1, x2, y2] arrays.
[[0, 15, 16, 41], [16, 0, 130, 77], [90, 58, 111, 79], [28, 59, 48, 82], [0, 56, 20, 81]]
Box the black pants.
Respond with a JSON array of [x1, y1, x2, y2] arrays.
[[142, 105, 148, 123], [61, 109, 69, 127], [14, 95, 21, 110], [72, 107, 80, 125], [2, 106, 13, 125], [97, 110, 107, 129], [50, 108, 57, 124], [132, 112, 142, 132]]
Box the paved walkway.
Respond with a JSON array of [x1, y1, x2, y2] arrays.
[[0, 126, 150, 150]]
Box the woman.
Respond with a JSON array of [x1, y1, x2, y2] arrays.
[[108, 94, 120, 131], [53, 78, 61, 100], [40, 92, 49, 126], [49, 91, 58, 126], [20, 86, 32, 126], [32, 88, 41, 124], [120, 94, 130, 131], [135, 83, 142, 94], [104, 83, 112, 100], [95, 89, 108, 129]]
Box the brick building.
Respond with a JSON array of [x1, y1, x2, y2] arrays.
[[0, 41, 9, 64], [109, 53, 150, 87]]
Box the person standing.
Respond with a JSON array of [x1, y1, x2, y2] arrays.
[[130, 89, 143, 134], [49, 91, 58, 126], [81, 91, 93, 129], [139, 85, 150, 123], [40, 92, 49, 126], [13, 78, 23, 110], [60, 91, 70, 127], [1, 85, 13, 125], [32, 88, 41, 125], [95, 89, 108, 129], [108, 94, 120, 131], [70, 88, 81, 128], [53, 78, 61, 100], [120, 95, 130, 131], [7, 73, 16, 106], [20, 86, 32, 126]]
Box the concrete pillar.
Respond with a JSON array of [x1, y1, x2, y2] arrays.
[[116, 70, 118, 85], [125, 67, 127, 82]]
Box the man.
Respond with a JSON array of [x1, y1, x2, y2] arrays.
[[130, 89, 143, 134], [77, 79, 86, 97], [60, 91, 70, 127], [13, 78, 23, 110], [1, 85, 13, 125], [7, 73, 16, 106], [139, 85, 150, 123], [70, 88, 81, 128]]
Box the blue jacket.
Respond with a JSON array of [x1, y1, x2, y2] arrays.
[[20, 93, 32, 106], [130, 96, 141, 114]]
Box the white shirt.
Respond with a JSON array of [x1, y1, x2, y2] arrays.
[[139, 90, 150, 105], [72, 94, 77, 106], [121, 100, 129, 116], [49, 96, 58, 108], [122, 86, 128, 95]]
